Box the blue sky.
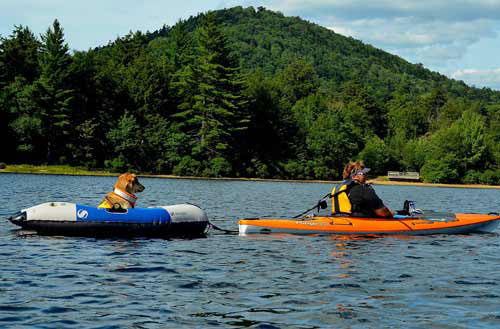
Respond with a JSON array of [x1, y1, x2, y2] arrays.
[[2, 0, 500, 90]]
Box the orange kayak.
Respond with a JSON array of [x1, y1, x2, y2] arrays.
[[238, 213, 500, 235]]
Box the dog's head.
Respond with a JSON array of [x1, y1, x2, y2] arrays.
[[115, 173, 145, 194]]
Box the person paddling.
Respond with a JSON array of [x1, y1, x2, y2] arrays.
[[331, 161, 394, 218]]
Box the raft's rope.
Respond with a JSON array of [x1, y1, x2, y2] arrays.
[[207, 222, 239, 234]]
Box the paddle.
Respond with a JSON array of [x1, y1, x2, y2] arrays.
[[293, 192, 331, 218]]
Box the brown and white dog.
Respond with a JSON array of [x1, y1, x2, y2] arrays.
[[98, 173, 145, 209]]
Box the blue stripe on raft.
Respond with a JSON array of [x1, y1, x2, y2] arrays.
[[75, 205, 171, 224]]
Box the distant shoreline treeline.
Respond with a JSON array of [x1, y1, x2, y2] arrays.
[[3, 164, 500, 191], [2, 6, 500, 185]]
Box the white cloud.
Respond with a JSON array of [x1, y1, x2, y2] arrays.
[[271, 0, 500, 21], [329, 17, 497, 66], [258, 0, 500, 89], [327, 26, 355, 37], [271, 1, 499, 51], [452, 68, 500, 88]]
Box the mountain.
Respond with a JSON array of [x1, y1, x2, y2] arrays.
[[2, 7, 500, 184], [151, 6, 500, 103]]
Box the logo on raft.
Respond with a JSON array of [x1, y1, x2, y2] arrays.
[[77, 209, 89, 219]]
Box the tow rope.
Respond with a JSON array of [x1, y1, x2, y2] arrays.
[[207, 222, 239, 234]]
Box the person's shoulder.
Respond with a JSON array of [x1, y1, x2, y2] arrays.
[[351, 183, 371, 190], [355, 184, 376, 196], [349, 182, 361, 190], [348, 183, 364, 196], [365, 184, 375, 191]]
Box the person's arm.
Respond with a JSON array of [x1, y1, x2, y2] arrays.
[[365, 185, 394, 218], [374, 206, 394, 218]]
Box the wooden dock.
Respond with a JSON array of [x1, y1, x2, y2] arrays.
[[387, 171, 420, 182]]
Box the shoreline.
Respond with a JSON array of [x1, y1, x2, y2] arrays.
[[1, 165, 500, 189]]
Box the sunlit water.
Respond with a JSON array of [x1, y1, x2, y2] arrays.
[[1, 173, 499, 328]]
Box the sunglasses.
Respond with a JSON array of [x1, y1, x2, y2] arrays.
[[352, 171, 366, 177]]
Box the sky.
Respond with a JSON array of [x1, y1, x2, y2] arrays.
[[2, 0, 500, 90]]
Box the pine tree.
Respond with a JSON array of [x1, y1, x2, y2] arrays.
[[168, 20, 195, 68], [174, 12, 248, 175], [36, 19, 74, 163], [0, 25, 41, 86], [0, 26, 42, 161]]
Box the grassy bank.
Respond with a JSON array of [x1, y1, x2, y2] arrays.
[[1, 164, 499, 189], [0, 164, 116, 176]]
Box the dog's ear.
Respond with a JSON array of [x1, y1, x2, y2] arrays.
[[115, 173, 131, 190], [127, 174, 137, 190]]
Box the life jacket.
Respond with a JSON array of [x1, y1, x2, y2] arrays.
[[331, 179, 355, 215], [98, 188, 138, 209], [98, 199, 113, 209]]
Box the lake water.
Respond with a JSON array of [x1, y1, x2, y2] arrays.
[[1, 173, 500, 328]]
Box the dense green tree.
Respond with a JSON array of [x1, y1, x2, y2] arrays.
[[421, 154, 460, 183], [276, 57, 319, 110], [174, 12, 248, 176], [0, 25, 41, 85], [307, 109, 363, 179], [241, 69, 282, 176], [7, 79, 44, 161], [422, 87, 448, 131], [0, 26, 41, 162], [33, 19, 74, 163], [106, 112, 144, 171], [335, 80, 387, 138], [124, 44, 174, 118], [400, 137, 429, 171], [142, 114, 190, 173], [357, 135, 391, 176], [71, 119, 100, 168], [387, 92, 427, 139], [167, 20, 195, 68], [455, 110, 488, 171], [421, 110, 488, 182]]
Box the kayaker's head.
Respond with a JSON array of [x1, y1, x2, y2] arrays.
[[342, 161, 366, 180], [351, 167, 370, 184]]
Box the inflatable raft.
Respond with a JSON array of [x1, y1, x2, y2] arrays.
[[239, 213, 500, 235], [8, 202, 209, 237]]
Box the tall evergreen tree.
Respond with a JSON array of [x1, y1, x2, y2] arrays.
[[0, 26, 41, 162], [168, 20, 195, 68], [174, 12, 248, 175], [35, 19, 74, 163], [0, 25, 41, 86]]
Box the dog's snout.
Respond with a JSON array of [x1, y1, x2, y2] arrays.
[[134, 179, 145, 192]]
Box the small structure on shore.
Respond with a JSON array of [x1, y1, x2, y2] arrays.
[[387, 171, 420, 182]]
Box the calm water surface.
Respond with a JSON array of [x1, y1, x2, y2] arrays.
[[1, 173, 500, 328]]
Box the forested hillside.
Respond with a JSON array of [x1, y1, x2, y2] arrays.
[[2, 6, 500, 184]]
